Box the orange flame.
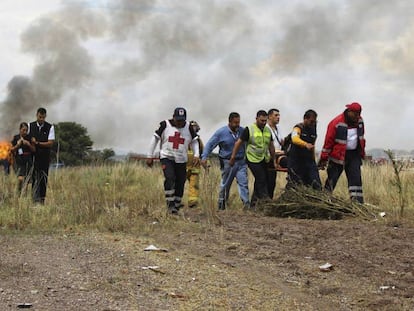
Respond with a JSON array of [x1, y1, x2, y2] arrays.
[[0, 141, 12, 161]]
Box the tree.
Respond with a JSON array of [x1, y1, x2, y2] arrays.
[[53, 122, 93, 166]]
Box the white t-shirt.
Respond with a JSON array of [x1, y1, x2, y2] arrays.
[[266, 124, 283, 151], [346, 128, 358, 150]]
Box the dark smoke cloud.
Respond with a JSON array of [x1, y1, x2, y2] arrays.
[[0, 3, 104, 138], [1, 0, 414, 150]]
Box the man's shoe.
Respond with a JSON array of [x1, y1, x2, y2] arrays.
[[168, 206, 179, 214], [188, 202, 198, 208]]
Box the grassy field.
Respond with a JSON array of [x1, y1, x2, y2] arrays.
[[1, 162, 413, 310], [0, 161, 413, 232]]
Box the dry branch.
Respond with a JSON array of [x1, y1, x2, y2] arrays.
[[258, 185, 378, 220]]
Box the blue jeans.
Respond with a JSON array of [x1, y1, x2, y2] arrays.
[[219, 158, 249, 208]]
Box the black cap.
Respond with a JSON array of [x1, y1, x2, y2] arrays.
[[173, 107, 187, 121]]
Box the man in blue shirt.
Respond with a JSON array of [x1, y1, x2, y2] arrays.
[[201, 112, 249, 210]]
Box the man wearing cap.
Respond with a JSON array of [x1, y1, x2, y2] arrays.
[[147, 107, 200, 214], [318, 102, 366, 203]]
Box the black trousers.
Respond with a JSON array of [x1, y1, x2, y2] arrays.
[[324, 150, 363, 203], [267, 161, 277, 199], [160, 158, 187, 208], [247, 159, 270, 207], [32, 160, 49, 203], [287, 156, 321, 190]]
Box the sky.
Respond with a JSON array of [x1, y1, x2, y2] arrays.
[[0, 0, 414, 154]]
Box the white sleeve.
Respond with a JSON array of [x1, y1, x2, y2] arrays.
[[147, 135, 160, 158], [48, 125, 55, 140], [190, 138, 200, 157]]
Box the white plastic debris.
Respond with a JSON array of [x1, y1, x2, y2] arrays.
[[141, 265, 160, 270], [144, 244, 168, 252], [379, 212, 386, 217], [319, 262, 333, 272], [141, 265, 165, 274], [380, 285, 395, 291]]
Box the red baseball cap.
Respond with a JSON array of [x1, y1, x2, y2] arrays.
[[345, 102, 362, 112]]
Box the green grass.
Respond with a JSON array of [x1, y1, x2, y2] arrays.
[[0, 161, 413, 233]]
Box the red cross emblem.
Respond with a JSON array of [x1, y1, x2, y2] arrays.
[[168, 131, 185, 149]]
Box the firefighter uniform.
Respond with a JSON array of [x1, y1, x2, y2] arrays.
[[186, 121, 203, 208], [0, 141, 12, 175]]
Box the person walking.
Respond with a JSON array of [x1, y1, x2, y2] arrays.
[[266, 108, 284, 199], [146, 107, 200, 214], [230, 110, 276, 209], [318, 102, 366, 203], [201, 112, 250, 210], [286, 109, 321, 190], [11, 122, 35, 194], [29, 107, 55, 204], [186, 120, 203, 208]]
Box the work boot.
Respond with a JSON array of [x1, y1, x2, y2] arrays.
[[167, 201, 179, 214], [168, 206, 179, 214], [218, 201, 226, 211], [175, 202, 185, 210], [188, 201, 198, 208]]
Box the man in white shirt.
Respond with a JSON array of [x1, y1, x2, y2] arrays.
[[28, 107, 55, 204], [266, 108, 284, 199]]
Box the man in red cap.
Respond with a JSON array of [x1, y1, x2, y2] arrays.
[[318, 103, 366, 203]]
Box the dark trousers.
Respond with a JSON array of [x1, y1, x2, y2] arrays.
[[324, 150, 363, 203], [0, 159, 10, 175], [267, 161, 277, 199], [247, 159, 270, 207], [161, 158, 187, 209], [287, 156, 321, 190], [32, 161, 49, 203]]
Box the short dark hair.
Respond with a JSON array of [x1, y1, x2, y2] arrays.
[[228, 112, 240, 122], [304, 109, 317, 119], [19, 122, 28, 129], [268, 108, 279, 115], [37, 107, 47, 115], [256, 110, 268, 118]]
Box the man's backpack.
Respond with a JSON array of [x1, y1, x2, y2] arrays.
[[282, 123, 304, 155]]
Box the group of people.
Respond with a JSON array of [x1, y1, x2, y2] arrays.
[[147, 103, 366, 214], [6, 108, 55, 204]]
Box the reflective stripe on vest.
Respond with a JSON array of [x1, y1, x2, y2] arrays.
[[246, 124, 271, 163]]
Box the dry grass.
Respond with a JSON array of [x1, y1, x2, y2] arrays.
[[0, 161, 413, 232]]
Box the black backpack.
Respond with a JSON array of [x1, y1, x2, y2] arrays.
[[282, 123, 304, 155]]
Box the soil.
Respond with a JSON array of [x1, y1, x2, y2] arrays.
[[0, 210, 413, 310]]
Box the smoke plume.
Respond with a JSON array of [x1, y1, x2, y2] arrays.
[[1, 0, 414, 150]]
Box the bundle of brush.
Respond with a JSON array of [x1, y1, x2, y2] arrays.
[[259, 185, 377, 220]]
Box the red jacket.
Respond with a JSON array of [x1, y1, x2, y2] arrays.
[[320, 112, 365, 165]]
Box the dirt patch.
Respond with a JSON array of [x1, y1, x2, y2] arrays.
[[0, 210, 413, 310]]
